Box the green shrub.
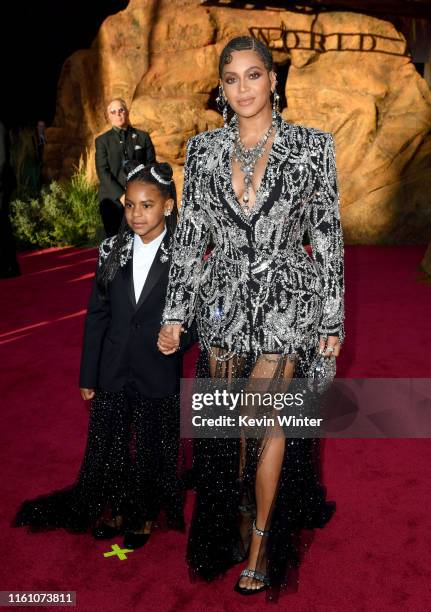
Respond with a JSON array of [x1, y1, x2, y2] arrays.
[[11, 160, 103, 249]]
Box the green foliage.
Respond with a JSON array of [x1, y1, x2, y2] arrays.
[[11, 160, 103, 249]]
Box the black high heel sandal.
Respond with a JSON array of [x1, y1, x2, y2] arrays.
[[234, 520, 270, 596]]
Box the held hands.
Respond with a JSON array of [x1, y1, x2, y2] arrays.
[[319, 335, 341, 358], [157, 324, 183, 355], [80, 388, 95, 401]]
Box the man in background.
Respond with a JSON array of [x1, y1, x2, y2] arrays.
[[95, 98, 156, 237]]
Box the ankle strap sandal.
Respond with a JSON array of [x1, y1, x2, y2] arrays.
[[252, 520, 270, 537], [239, 568, 270, 585]]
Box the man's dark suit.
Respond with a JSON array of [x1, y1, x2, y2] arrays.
[[95, 126, 156, 237]]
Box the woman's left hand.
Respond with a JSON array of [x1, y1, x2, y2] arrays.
[[157, 324, 184, 354], [319, 335, 341, 358]]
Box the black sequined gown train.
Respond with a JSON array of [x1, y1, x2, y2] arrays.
[[13, 388, 184, 533], [162, 113, 345, 599]]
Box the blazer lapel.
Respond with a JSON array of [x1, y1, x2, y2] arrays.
[[135, 231, 170, 311], [213, 129, 251, 224]]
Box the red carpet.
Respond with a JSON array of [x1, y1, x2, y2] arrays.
[[1, 245, 430, 611]]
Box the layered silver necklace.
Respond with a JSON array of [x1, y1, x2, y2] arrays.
[[232, 119, 275, 213]]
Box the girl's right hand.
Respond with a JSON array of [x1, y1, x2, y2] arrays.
[[80, 388, 95, 401], [157, 324, 183, 355]]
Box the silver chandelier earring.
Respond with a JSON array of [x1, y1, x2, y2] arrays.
[[272, 80, 280, 118], [216, 84, 229, 127], [164, 209, 171, 217]]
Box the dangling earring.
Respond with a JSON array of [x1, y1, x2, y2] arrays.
[[164, 209, 171, 217], [272, 80, 280, 119], [216, 84, 229, 128]]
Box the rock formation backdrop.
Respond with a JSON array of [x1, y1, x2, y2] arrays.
[[45, 0, 431, 244]]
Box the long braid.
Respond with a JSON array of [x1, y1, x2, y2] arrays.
[[96, 216, 132, 297]]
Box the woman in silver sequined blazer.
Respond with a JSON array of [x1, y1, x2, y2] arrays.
[[162, 109, 344, 356], [158, 36, 345, 600]]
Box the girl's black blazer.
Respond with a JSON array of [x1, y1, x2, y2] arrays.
[[79, 229, 196, 398]]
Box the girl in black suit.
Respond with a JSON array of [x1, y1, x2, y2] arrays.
[[14, 162, 192, 549]]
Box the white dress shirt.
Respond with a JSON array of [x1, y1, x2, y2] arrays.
[[133, 229, 166, 302]]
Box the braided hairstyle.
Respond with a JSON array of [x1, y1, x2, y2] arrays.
[[96, 161, 178, 298], [219, 36, 274, 76]]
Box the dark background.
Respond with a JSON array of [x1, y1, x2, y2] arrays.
[[0, 0, 428, 130], [0, 0, 127, 129]]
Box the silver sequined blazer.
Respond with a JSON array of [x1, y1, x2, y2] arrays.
[[162, 113, 345, 358]]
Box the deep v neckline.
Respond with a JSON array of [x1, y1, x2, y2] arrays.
[[227, 126, 279, 223]]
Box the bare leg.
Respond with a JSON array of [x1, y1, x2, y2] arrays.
[[239, 355, 295, 590], [208, 349, 296, 590]]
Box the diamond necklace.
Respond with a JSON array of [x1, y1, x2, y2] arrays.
[[232, 119, 275, 213]]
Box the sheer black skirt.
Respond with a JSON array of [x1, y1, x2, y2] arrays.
[[187, 347, 335, 601], [13, 385, 184, 533]]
